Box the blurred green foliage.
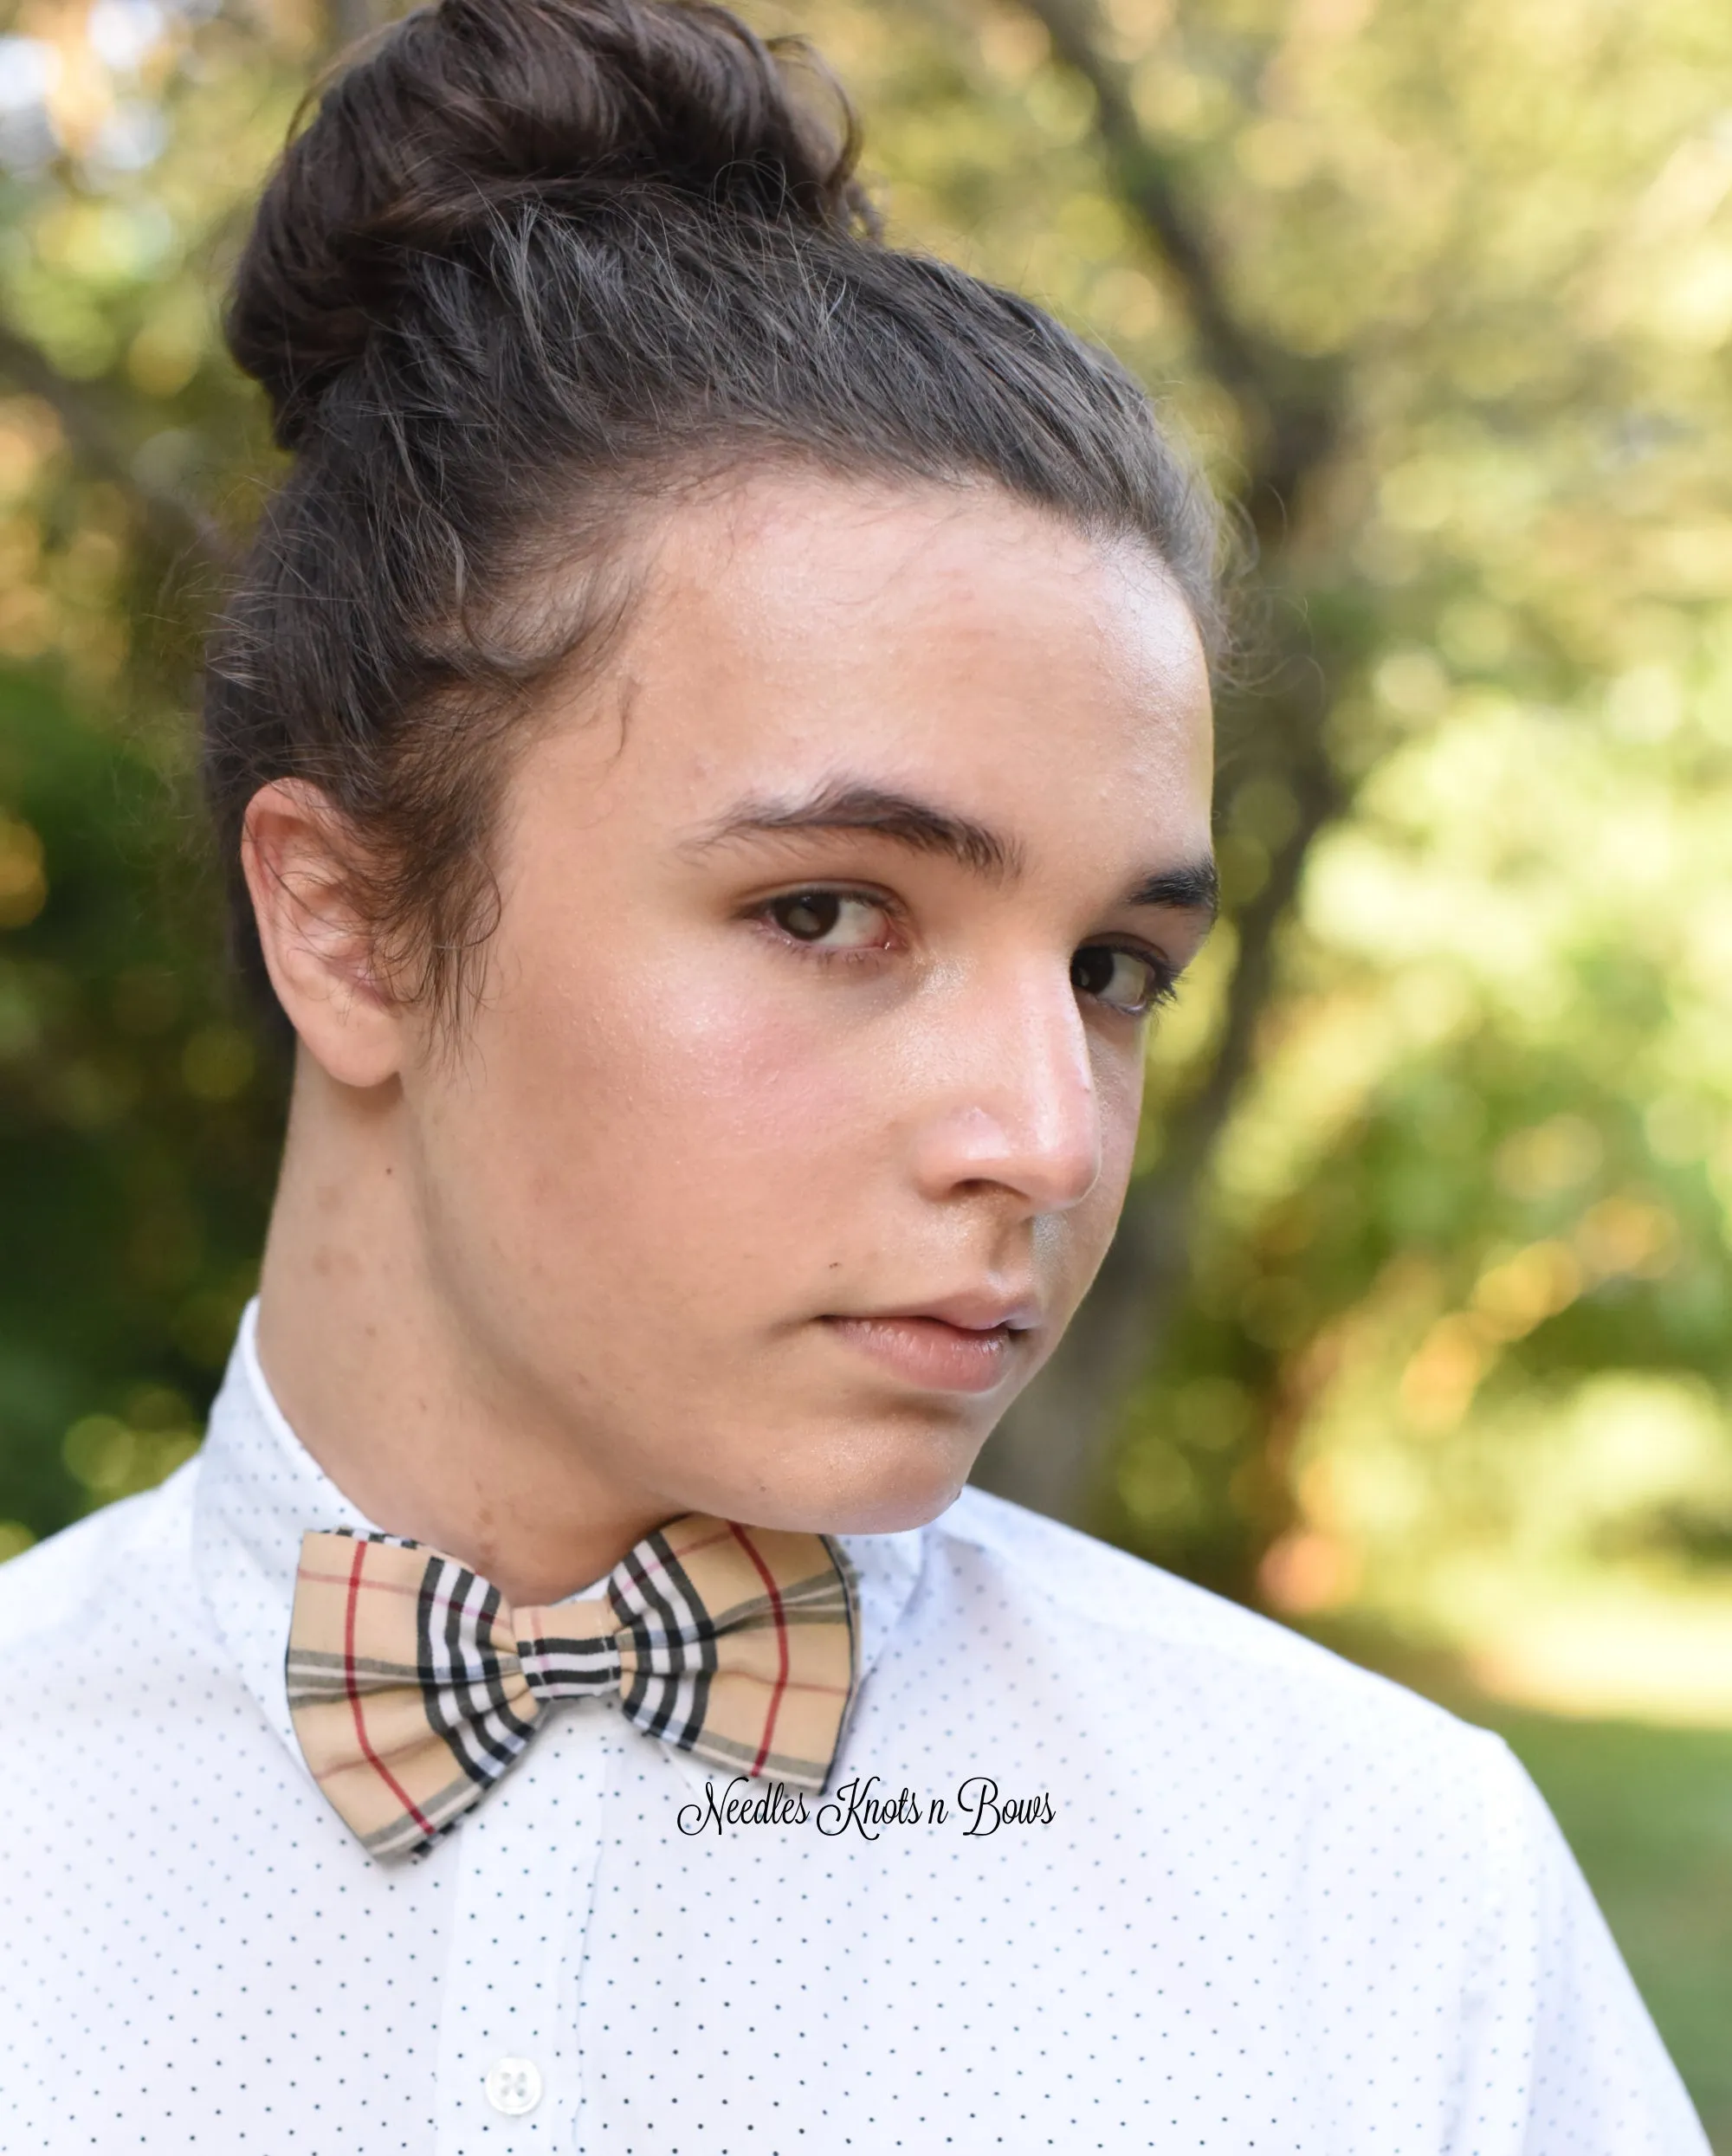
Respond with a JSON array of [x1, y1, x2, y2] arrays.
[[0, 661, 282, 1546], [0, 0, 307, 1550]]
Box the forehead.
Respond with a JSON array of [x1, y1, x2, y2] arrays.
[[571, 469, 1214, 849]]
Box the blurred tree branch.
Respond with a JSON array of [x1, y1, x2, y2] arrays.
[[0, 318, 232, 573], [973, 0, 1353, 1534], [0, 8, 398, 577], [1010, 0, 1341, 529]]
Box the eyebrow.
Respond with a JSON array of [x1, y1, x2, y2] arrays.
[[1126, 858, 1219, 919], [683, 778, 1219, 920], [684, 780, 1020, 878]]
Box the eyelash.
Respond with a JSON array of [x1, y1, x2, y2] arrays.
[[749, 887, 1181, 1019]]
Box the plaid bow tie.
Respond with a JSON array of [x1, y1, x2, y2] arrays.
[[286, 1515, 858, 1858]]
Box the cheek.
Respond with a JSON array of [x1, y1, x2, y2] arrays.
[[1088, 1047, 1147, 1216], [473, 936, 882, 1256]]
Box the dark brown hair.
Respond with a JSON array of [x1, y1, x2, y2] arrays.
[[206, 0, 1221, 1031]]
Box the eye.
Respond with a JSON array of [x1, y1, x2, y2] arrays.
[[763, 889, 891, 952], [1070, 944, 1173, 1018]]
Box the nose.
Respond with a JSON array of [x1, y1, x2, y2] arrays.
[[908, 961, 1104, 1215]]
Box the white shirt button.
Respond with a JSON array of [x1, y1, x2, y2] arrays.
[[484, 2056, 543, 2116]]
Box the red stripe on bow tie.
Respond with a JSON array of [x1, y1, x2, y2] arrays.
[[342, 1539, 436, 1841], [728, 1521, 791, 1776]]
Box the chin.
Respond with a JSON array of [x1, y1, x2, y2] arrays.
[[694, 1410, 986, 1539], [807, 1465, 973, 1538]]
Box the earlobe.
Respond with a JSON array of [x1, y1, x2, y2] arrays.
[[241, 778, 404, 1088]]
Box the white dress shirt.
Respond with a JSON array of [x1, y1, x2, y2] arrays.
[[0, 1305, 1706, 2153]]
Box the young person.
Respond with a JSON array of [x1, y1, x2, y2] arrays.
[[0, 1, 1705, 2147]]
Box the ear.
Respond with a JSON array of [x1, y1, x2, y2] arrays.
[[241, 779, 406, 1089]]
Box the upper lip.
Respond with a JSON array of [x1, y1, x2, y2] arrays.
[[837, 1291, 1043, 1334]]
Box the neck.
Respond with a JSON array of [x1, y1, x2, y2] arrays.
[[255, 1053, 669, 1605]]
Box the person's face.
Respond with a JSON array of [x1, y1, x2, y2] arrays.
[[403, 473, 1215, 1532]]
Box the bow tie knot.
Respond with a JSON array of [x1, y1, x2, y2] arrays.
[[511, 1603, 627, 1701], [287, 1517, 858, 1859]]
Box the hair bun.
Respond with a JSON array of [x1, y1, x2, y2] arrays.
[[229, 0, 872, 449]]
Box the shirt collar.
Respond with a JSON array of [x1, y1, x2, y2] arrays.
[[194, 1301, 927, 1765]]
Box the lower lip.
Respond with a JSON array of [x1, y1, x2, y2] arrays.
[[823, 1315, 1024, 1394]]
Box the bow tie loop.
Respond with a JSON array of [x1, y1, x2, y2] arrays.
[[286, 1516, 858, 1860], [511, 1599, 624, 1701]]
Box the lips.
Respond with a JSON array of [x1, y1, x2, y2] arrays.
[[820, 1293, 1040, 1395], [850, 1289, 1042, 1335]]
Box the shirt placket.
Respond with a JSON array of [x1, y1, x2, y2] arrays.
[[431, 1708, 614, 2153]]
